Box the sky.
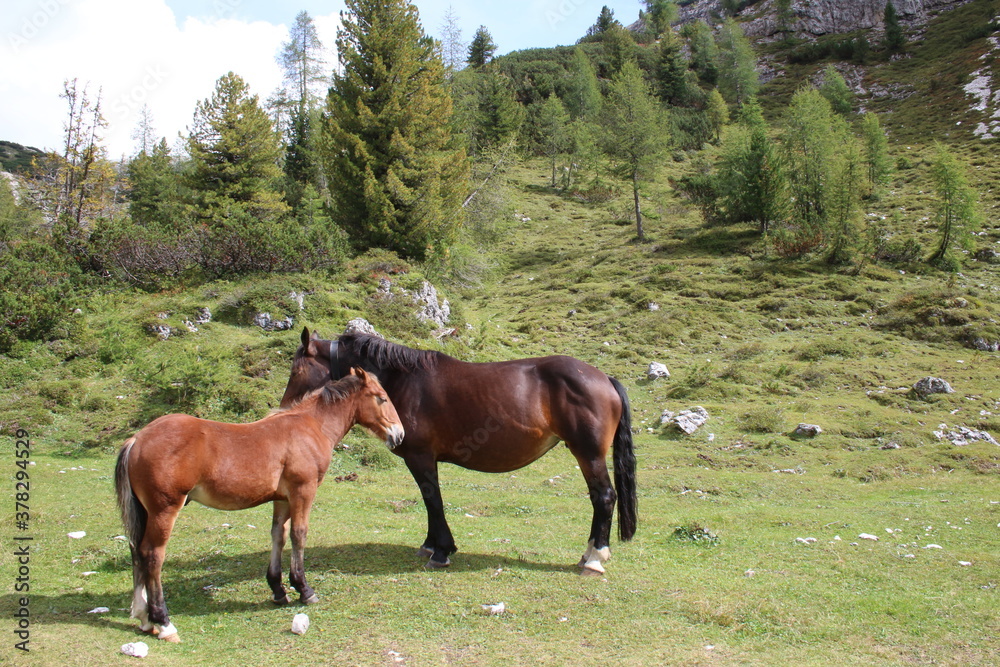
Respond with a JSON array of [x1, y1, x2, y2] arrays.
[[1, 0, 644, 158]]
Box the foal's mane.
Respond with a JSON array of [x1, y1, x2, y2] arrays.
[[340, 333, 440, 373], [272, 374, 363, 414]]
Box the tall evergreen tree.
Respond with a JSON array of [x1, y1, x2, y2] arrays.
[[127, 138, 182, 230], [586, 6, 619, 39], [687, 20, 719, 85], [603, 22, 638, 75], [601, 61, 669, 241], [656, 28, 689, 105], [186, 72, 296, 274], [322, 0, 468, 260], [643, 0, 678, 39], [467, 26, 497, 68], [883, 2, 905, 52]]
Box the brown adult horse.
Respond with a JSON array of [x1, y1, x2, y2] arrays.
[[115, 369, 403, 642], [281, 328, 637, 575]]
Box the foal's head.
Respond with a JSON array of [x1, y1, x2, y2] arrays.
[[345, 368, 404, 449]]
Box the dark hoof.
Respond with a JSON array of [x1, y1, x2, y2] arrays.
[[301, 594, 320, 605], [425, 557, 451, 569], [273, 595, 292, 606], [416, 546, 434, 560]]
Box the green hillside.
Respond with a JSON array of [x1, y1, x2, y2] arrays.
[[1, 1, 998, 664]]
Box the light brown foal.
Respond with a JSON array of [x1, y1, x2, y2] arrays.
[[115, 368, 403, 642]]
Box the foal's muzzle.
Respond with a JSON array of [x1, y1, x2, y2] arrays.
[[386, 424, 405, 450]]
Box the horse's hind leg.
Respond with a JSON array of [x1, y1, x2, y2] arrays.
[[572, 453, 616, 575], [138, 502, 183, 642], [267, 501, 291, 605], [288, 491, 319, 605], [130, 546, 151, 632]]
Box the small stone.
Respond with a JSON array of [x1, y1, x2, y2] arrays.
[[68, 531, 86, 539], [958, 560, 972, 566], [481, 602, 506, 615], [858, 533, 879, 541], [646, 362, 670, 380], [793, 423, 822, 438], [291, 613, 310, 635], [923, 544, 943, 549], [795, 537, 817, 544], [87, 606, 110, 613], [121, 641, 149, 658]]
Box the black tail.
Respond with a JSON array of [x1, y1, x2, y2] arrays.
[[609, 376, 637, 541], [115, 438, 147, 554]]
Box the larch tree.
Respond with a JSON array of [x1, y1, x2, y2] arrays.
[[717, 18, 759, 105], [860, 112, 892, 198], [321, 0, 468, 260], [819, 65, 854, 116], [928, 142, 982, 269], [536, 93, 571, 187], [566, 47, 601, 119], [440, 6, 466, 76], [601, 61, 669, 241]]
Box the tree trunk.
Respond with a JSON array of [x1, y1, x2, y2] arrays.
[[551, 156, 557, 188], [632, 170, 644, 241]]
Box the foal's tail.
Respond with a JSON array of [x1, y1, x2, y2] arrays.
[[115, 438, 147, 553], [609, 376, 637, 541]]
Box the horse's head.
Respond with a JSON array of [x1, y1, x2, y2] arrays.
[[281, 327, 336, 408], [348, 367, 404, 449]]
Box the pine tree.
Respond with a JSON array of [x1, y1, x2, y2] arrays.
[[601, 61, 669, 241], [467, 26, 497, 69], [860, 112, 892, 198], [459, 70, 524, 157], [644, 0, 678, 39], [604, 22, 637, 75], [186, 72, 299, 274], [883, 2, 905, 53], [705, 88, 729, 143], [586, 6, 619, 39], [687, 20, 719, 85], [775, 0, 794, 42], [322, 0, 468, 260], [819, 65, 854, 116], [928, 142, 982, 269], [127, 138, 182, 230], [656, 29, 690, 105]]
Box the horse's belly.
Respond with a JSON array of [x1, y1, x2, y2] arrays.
[[187, 484, 277, 511], [442, 431, 561, 472]]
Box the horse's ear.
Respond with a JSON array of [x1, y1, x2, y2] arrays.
[[301, 327, 311, 346], [348, 367, 358, 377]]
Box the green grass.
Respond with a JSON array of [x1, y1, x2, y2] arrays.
[[5, 4, 1000, 660]]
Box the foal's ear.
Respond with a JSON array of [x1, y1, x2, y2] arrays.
[[349, 367, 368, 380]]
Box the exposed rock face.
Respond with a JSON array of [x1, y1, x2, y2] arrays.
[[677, 0, 972, 39], [912, 376, 954, 397]]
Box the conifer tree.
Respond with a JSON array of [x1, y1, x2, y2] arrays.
[[536, 93, 572, 187], [586, 6, 619, 39], [687, 20, 719, 85], [322, 0, 468, 260], [440, 6, 466, 76], [819, 65, 854, 116], [127, 138, 181, 230], [656, 29, 689, 105], [928, 142, 982, 269], [883, 2, 905, 52], [467, 26, 497, 68], [601, 61, 669, 241], [566, 47, 601, 119], [717, 18, 759, 105], [705, 88, 729, 143], [860, 112, 892, 198], [643, 0, 678, 39], [604, 22, 638, 75]]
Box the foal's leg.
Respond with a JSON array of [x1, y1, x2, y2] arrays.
[[572, 452, 617, 575], [404, 455, 456, 568], [288, 491, 319, 605], [138, 501, 184, 641], [130, 546, 151, 632], [267, 501, 291, 605]]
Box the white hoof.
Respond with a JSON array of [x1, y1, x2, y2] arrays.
[[157, 623, 180, 642], [580, 559, 606, 576]]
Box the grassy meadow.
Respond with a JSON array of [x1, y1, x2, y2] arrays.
[[2, 152, 999, 665], [4, 3, 1000, 661]]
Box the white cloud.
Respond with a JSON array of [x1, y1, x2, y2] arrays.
[[1, 0, 341, 157]]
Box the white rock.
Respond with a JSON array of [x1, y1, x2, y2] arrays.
[[87, 606, 110, 614], [795, 537, 817, 544], [481, 602, 506, 615], [958, 560, 973, 566], [858, 533, 879, 541], [68, 531, 86, 539], [121, 642, 149, 658], [646, 362, 670, 380], [923, 544, 943, 549], [291, 613, 310, 635]]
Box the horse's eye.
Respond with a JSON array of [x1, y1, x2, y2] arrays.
[[377, 396, 387, 405]]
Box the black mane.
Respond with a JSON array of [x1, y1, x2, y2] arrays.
[[339, 334, 440, 373]]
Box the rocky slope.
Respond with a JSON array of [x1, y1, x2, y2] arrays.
[[678, 0, 974, 38]]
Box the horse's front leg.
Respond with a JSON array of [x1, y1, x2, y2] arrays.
[[404, 454, 456, 568], [288, 491, 319, 605], [267, 501, 291, 605]]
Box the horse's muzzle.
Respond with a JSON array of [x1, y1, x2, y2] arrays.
[[386, 425, 405, 449]]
